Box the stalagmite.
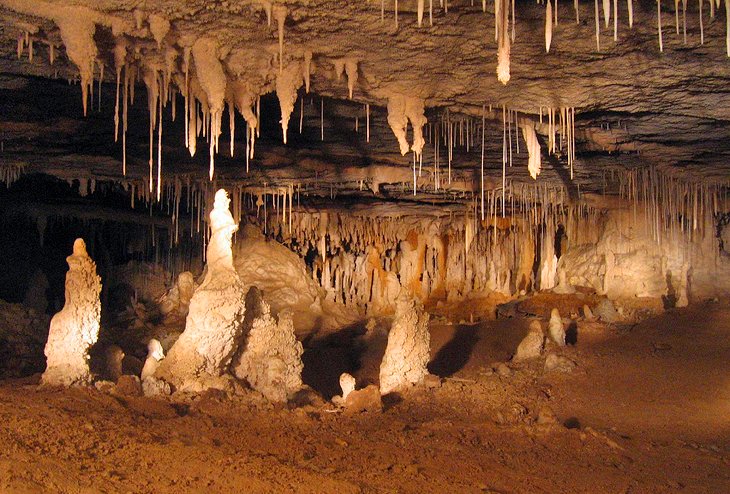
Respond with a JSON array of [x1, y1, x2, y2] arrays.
[[54, 11, 97, 116], [191, 38, 227, 180], [548, 308, 566, 346], [154, 190, 246, 392], [496, 0, 511, 84], [546, 0, 553, 52], [42, 239, 101, 387], [276, 62, 303, 144], [379, 294, 430, 395], [514, 320, 545, 361], [233, 288, 304, 402], [141, 339, 165, 380]]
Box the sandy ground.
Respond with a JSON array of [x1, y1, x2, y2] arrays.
[[1, 300, 729, 493]]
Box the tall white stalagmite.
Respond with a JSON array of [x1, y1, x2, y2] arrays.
[[154, 190, 246, 392], [42, 239, 101, 387], [546, 0, 554, 52], [191, 38, 227, 180]]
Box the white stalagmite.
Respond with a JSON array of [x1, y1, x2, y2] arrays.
[[496, 0, 511, 84], [233, 288, 304, 402], [42, 239, 101, 386], [522, 121, 542, 179], [154, 190, 246, 392], [276, 61, 304, 144], [191, 38, 227, 180], [141, 339, 165, 380], [54, 10, 97, 116], [379, 294, 430, 395], [546, 0, 553, 52], [548, 308, 566, 346]]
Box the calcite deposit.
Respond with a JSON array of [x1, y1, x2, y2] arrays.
[[233, 287, 304, 403], [379, 294, 431, 395], [42, 238, 102, 387], [154, 190, 246, 391], [513, 320, 545, 362]]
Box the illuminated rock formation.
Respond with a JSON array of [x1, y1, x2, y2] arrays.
[[154, 189, 246, 392], [379, 294, 430, 395], [233, 288, 304, 403], [548, 308, 566, 347], [141, 338, 165, 381], [42, 238, 102, 387], [513, 320, 545, 362]]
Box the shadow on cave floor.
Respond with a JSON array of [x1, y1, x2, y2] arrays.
[[427, 324, 480, 377], [301, 321, 377, 400], [428, 320, 528, 378]]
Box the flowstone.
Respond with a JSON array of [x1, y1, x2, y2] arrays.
[[42, 239, 102, 387], [233, 287, 304, 403], [379, 294, 431, 395], [154, 190, 246, 392]]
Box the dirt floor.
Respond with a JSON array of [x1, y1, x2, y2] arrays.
[[1, 300, 729, 493]]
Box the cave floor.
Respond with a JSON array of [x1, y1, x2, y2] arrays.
[[1, 301, 729, 493]]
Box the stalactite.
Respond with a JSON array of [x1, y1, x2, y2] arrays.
[[546, 0, 553, 52], [55, 12, 97, 117], [614, 0, 618, 39], [657, 0, 664, 52], [603, 0, 611, 27], [595, 0, 601, 50], [274, 5, 286, 74], [496, 0, 511, 84], [113, 41, 126, 143], [345, 60, 358, 99], [418, 0, 425, 26], [276, 61, 303, 145], [628, 0, 634, 27], [142, 68, 159, 195]]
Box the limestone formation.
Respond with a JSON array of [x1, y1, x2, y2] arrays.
[[158, 272, 196, 321], [154, 190, 246, 392], [339, 372, 356, 401], [141, 338, 165, 381], [548, 308, 566, 346], [583, 304, 595, 321], [42, 238, 102, 387], [552, 269, 576, 295], [233, 288, 304, 403], [379, 294, 431, 395], [513, 320, 545, 362]]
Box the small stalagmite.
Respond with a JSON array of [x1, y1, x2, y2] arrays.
[[141, 339, 165, 380], [513, 320, 545, 362], [548, 308, 566, 346], [233, 288, 304, 403], [379, 293, 431, 395], [154, 189, 246, 392], [42, 238, 102, 387], [339, 372, 356, 401]]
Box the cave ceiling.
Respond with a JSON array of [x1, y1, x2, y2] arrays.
[[0, 0, 729, 207]]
